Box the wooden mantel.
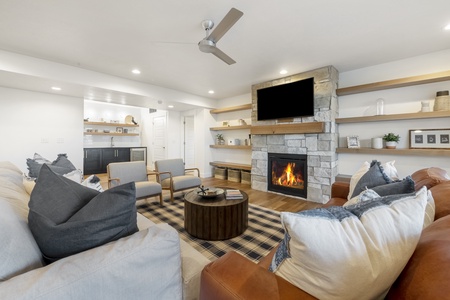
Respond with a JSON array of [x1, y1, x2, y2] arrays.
[[250, 122, 325, 135]]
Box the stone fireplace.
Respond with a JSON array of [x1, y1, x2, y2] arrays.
[[268, 153, 307, 198], [250, 66, 339, 204]]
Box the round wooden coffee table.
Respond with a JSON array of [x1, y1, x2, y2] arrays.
[[184, 188, 248, 240]]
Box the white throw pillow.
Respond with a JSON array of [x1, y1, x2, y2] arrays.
[[347, 161, 370, 200], [382, 160, 399, 180], [269, 187, 428, 300], [63, 169, 83, 183]]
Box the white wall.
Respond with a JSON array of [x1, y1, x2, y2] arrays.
[[0, 87, 83, 173], [338, 49, 450, 177], [167, 110, 182, 158]]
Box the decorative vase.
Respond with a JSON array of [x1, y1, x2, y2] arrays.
[[385, 141, 397, 149], [371, 137, 383, 149], [376, 98, 385, 115]]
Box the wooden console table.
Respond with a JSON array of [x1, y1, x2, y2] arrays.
[[184, 188, 248, 240]]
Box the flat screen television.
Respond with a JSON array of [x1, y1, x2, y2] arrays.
[[256, 77, 314, 121]]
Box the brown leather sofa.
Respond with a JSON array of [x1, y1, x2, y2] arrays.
[[199, 167, 450, 299]]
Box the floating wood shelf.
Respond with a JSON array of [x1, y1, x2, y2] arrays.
[[210, 145, 252, 150], [336, 111, 450, 123], [210, 104, 252, 114], [210, 125, 252, 131], [84, 121, 139, 127], [209, 161, 251, 171], [336, 70, 450, 96], [84, 132, 139, 136], [250, 122, 325, 135], [336, 147, 450, 157]]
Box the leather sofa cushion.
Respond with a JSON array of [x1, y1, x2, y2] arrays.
[[386, 214, 450, 299], [200, 251, 317, 300]]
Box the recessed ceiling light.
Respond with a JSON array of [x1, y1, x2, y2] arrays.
[[280, 69, 287, 75], [168, 105, 174, 108], [132, 69, 141, 74], [51, 86, 61, 91], [208, 90, 215, 94], [444, 23, 450, 30]]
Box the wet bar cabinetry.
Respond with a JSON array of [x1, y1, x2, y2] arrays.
[[83, 147, 146, 175]]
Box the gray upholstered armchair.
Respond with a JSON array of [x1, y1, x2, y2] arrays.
[[154, 158, 202, 202], [107, 161, 163, 205]]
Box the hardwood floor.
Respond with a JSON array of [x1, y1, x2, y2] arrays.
[[96, 174, 323, 213]]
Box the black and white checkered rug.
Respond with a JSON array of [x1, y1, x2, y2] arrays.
[[137, 198, 285, 263]]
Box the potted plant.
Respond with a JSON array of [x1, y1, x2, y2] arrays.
[[383, 132, 400, 149], [216, 133, 225, 145]]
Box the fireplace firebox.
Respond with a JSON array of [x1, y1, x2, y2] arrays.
[[267, 153, 307, 198]]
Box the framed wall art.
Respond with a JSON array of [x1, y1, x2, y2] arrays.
[[116, 127, 123, 133], [409, 128, 450, 149], [347, 136, 360, 148]]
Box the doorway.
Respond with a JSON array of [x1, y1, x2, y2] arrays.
[[152, 115, 167, 167], [183, 115, 195, 168]]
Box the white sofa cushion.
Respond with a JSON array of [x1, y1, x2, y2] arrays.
[[270, 187, 428, 300], [137, 212, 211, 300], [0, 162, 44, 281], [0, 224, 183, 299]]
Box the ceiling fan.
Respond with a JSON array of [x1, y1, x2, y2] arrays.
[[198, 7, 243, 65]]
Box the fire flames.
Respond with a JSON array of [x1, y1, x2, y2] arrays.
[[273, 162, 304, 187]]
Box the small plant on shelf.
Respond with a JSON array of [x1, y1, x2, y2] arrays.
[[216, 133, 225, 145], [383, 132, 400, 149]]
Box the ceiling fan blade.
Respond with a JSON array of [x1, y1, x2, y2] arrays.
[[211, 47, 236, 65], [207, 8, 243, 43]]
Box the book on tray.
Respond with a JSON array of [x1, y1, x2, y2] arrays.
[[225, 189, 243, 200]]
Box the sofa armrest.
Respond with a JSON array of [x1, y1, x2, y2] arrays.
[[321, 181, 350, 207], [331, 181, 350, 199], [200, 251, 316, 300], [0, 225, 183, 300]]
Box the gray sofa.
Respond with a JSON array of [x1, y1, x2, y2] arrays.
[[0, 161, 210, 299]]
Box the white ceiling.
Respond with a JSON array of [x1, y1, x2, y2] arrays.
[[0, 0, 449, 110]]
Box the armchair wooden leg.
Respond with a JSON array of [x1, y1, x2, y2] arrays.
[[159, 193, 163, 205], [170, 190, 175, 203]]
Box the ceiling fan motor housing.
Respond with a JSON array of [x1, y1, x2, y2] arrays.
[[198, 39, 215, 53]]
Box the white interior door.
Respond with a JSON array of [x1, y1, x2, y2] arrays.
[[184, 116, 195, 168], [152, 115, 167, 167]]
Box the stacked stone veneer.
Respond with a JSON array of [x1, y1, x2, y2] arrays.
[[250, 66, 339, 203]]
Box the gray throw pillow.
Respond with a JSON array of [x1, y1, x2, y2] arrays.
[[27, 153, 77, 179], [28, 164, 138, 263], [371, 175, 415, 196], [350, 160, 394, 198]]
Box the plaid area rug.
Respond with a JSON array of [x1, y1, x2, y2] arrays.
[[136, 198, 285, 263]]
